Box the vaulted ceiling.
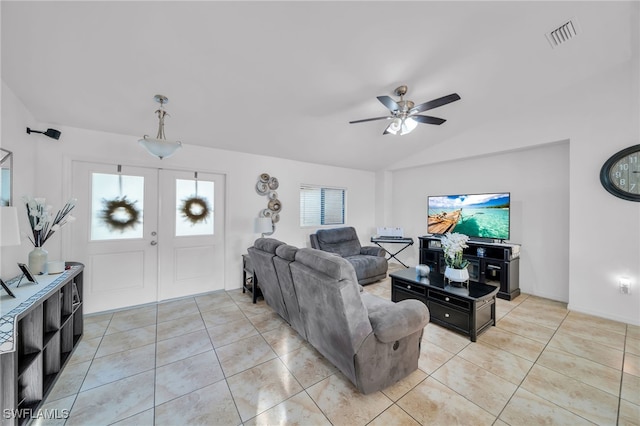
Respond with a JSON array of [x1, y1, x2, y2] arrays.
[[1, 1, 635, 170]]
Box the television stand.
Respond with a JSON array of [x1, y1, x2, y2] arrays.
[[419, 236, 521, 300]]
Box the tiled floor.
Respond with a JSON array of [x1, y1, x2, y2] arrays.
[[38, 266, 639, 425]]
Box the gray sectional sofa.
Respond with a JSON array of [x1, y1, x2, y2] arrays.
[[248, 237, 430, 394]]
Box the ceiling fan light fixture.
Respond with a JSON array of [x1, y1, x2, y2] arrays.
[[138, 94, 182, 160], [385, 116, 418, 136]]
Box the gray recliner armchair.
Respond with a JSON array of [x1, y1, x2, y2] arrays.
[[310, 227, 387, 285]]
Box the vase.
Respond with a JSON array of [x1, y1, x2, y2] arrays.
[[28, 247, 48, 275], [416, 264, 430, 277], [444, 266, 469, 286]]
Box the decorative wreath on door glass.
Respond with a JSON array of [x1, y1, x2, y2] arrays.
[[180, 196, 211, 225], [256, 172, 281, 234], [100, 196, 141, 232]]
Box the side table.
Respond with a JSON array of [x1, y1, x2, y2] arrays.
[[242, 254, 262, 303]]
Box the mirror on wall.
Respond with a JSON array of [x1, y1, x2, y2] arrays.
[[1, 148, 13, 206]]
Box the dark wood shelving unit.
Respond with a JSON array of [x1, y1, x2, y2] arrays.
[[1, 264, 83, 426], [419, 236, 521, 300]]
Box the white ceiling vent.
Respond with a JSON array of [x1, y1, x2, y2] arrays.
[[546, 18, 580, 48]]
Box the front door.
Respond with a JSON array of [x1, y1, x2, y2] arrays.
[[70, 161, 225, 313], [157, 169, 225, 300]]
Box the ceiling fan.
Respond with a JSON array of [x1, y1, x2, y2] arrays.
[[349, 85, 461, 135]]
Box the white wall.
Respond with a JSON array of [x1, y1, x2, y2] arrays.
[[1, 82, 37, 279], [389, 142, 570, 302], [1, 82, 377, 307]]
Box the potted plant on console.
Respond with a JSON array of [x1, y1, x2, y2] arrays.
[[441, 232, 470, 286], [24, 196, 76, 274]]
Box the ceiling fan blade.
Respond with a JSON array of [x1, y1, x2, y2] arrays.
[[349, 116, 392, 124], [409, 93, 461, 114], [412, 115, 446, 125], [377, 96, 399, 111]]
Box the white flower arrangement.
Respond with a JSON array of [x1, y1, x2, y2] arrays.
[[441, 232, 469, 269], [24, 196, 76, 247]]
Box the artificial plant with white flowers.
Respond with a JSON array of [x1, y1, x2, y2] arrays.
[[23, 196, 76, 247], [441, 232, 470, 269]]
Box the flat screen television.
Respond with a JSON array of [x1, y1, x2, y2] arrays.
[[427, 192, 510, 241]]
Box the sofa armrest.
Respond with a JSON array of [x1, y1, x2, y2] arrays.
[[360, 246, 386, 257], [368, 300, 429, 343]]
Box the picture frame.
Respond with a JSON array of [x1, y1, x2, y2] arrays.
[[0, 278, 16, 298], [17, 263, 38, 286]]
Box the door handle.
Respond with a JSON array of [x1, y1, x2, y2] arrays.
[[150, 241, 158, 246]]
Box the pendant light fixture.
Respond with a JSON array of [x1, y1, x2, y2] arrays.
[[138, 94, 182, 159]]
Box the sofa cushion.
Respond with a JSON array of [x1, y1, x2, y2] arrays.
[[346, 255, 387, 283], [254, 237, 285, 254], [295, 248, 356, 282], [315, 227, 362, 257], [275, 244, 297, 261]]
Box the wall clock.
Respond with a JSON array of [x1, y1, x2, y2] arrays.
[[599, 144, 640, 202]]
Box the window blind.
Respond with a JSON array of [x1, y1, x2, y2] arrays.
[[300, 185, 345, 226]]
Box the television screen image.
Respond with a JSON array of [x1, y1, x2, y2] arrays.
[[427, 193, 510, 240]]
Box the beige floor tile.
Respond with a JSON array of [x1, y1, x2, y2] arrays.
[[156, 329, 213, 367], [106, 305, 157, 335], [154, 380, 241, 426], [83, 311, 113, 324], [216, 334, 277, 376], [506, 301, 568, 330], [261, 323, 306, 356], [248, 311, 288, 333], [418, 341, 455, 374], [627, 336, 640, 356], [157, 298, 200, 322], [477, 326, 545, 362], [458, 341, 533, 385], [81, 343, 156, 391], [67, 336, 101, 365], [66, 371, 155, 425], [307, 373, 393, 426], [82, 319, 110, 340], [496, 315, 556, 344], [227, 358, 303, 422], [622, 372, 640, 405], [156, 311, 205, 341], [559, 316, 626, 350], [95, 324, 156, 358], [548, 329, 624, 369], [155, 350, 224, 405], [207, 317, 259, 347], [628, 324, 640, 340], [236, 300, 274, 317], [45, 360, 91, 402], [537, 347, 622, 396], [244, 391, 332, 426], [566, 311, 627, 335], [30, 394, 75, 426], [432, 356, 517, 416], [537, 346, 621, 396], [397, 377, 495, 425], [381, 368, 428, 402], [423, 322, 471, 353], [521, 364, 618, 425], [194, 291, 234, 312], [499, 388, 595, 426], [624, 352, 640, 377], [618, 399, 640, 426], [200, 303, 246, 327], [367, 404, 420, 426], [279, 343, 338, 388], [110, 409, 154, 425]]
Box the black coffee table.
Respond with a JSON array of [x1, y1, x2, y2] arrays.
[[390, 268, 499, 341]]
